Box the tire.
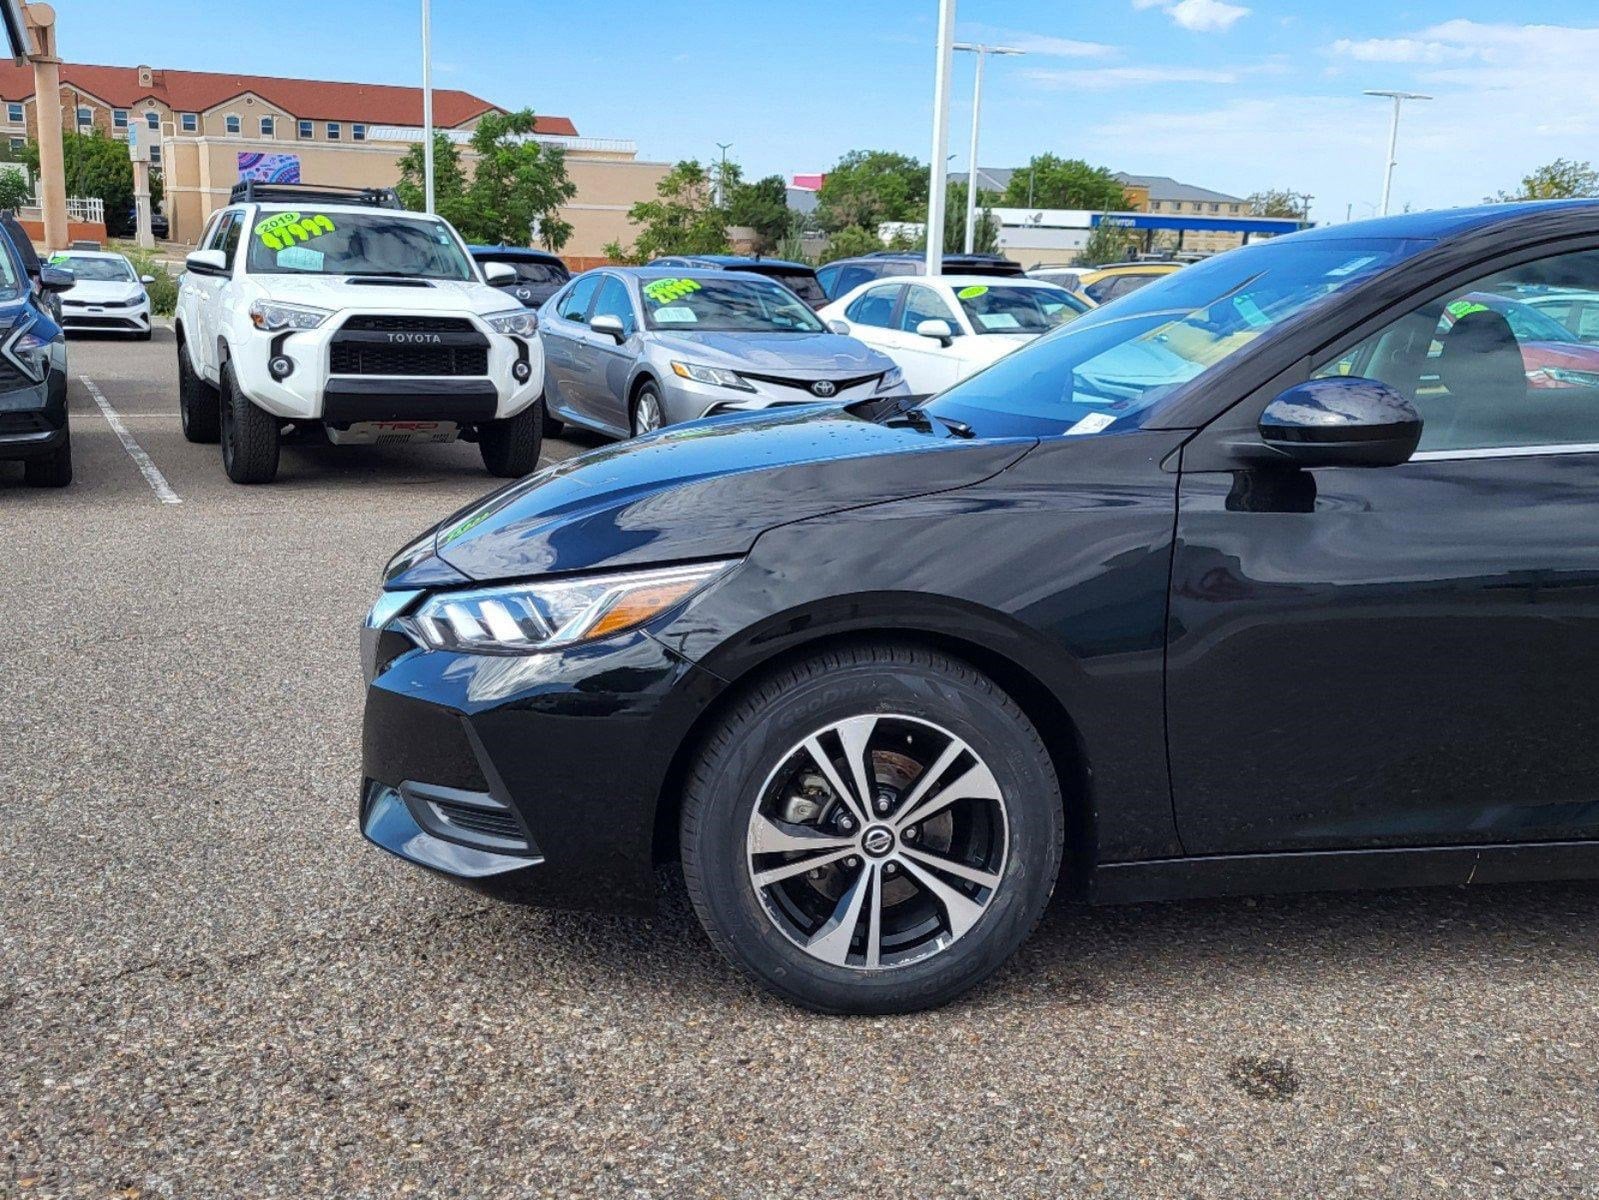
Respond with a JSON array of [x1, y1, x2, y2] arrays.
[[177, 339, 220, 444], [680, 641, 1064, 1015], [23, 420, 71, 488], [631, 383, 664, 438], [479, 404, 543, 478], [219, 363, 279, 484], [135, 330, 152, 342]]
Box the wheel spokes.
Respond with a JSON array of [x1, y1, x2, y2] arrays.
[[833, 714, 880, 820], [748, 813, 855, 857], [752, 845, 854, 889], [899, 845, 1002, 891], [895, 758, 1000, 833], [805, 859, 875, 966], [801, 733, 871, 829], [897, 854, 989, 942]]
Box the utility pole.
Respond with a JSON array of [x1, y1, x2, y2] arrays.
[[954, 42, 1024, 254], [421, 0, 435, 213], [715, 142, 733, 208], [1364, 90, 1431, 217], [925, 0, 956, 276], [22, 3, 66, 251]]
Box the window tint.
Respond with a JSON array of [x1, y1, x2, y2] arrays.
[[835, 265, 879, 296], [590, 276, 637, 336], [557, 274, 602, 323], [956, 285, 1087, 334], [204, 211, 235, 252], [899, 285, 958, 334], [1314, 248, 1599, 453], [640, 276, 822, 332], [845, 283, 902, 328], [219, 214, 243, 266], [815, 264, 841, 299]]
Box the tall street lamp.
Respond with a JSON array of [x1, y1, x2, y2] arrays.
[[715, 142, 733, 208], [1364, 90, 1431, 217], [954, 43, 1024, 254], [924, 0, 957, 276]]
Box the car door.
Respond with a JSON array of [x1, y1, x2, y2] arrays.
[[835, 282, 905, 363], [581, 274, 641, 435], [541, 273, 603, 424], [191, 210, 236, 382], [888, 283, 968, 394], [1167, 241, 1599, 855]]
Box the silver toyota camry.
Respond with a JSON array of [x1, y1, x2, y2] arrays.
[[539, 267, 908, 438]]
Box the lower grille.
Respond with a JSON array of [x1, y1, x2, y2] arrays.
[[432, 800, 523, 840], [0, 359, 35, 390], [0, 411, 47, 435], [398, 780, 534, 855], [330, 343, 488, 376]]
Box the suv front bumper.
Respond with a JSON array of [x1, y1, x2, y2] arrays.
[[0, 370, 66, 461]]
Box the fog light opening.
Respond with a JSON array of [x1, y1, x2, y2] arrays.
[[269, 355, 294, 380]]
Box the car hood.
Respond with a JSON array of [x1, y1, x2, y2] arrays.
[[245, 274, 511, 315], [418, 408, 1035, 584], [63, 280, 142, 303], [646, 330, 893, 377]]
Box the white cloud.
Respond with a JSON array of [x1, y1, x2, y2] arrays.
[[1133, 0, 1250, 33], [1023, 65, 1243, 90], [1329, 37, 1469, 64], [1000, 32, 1119, 59]]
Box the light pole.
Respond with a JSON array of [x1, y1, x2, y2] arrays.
[[1364, 90, 1431, 217], [715, 142, 733, 208], [955, 43, 1024, 254], [925, 0, 957, 275], [421, 0, 435, 213]]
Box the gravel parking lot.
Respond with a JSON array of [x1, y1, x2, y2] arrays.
[[5, 330, 1599, 1199]]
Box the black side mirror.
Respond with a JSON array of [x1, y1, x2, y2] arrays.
[[1258, 376, 1422, 468], [38, 265, 74, 293]]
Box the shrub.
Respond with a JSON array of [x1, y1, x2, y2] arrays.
[[123, 248, 177, 315]]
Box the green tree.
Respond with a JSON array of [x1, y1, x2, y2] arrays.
[[1077, 216, 1133, 267], [608, 160, 730, 261], [0, 167, 29, 211], [815, 150, 927, 232], [818, 224, 885, 263], [1489, 158, 1599, 202], [23, 130, 161, 236], [1001, 155, 1126, 211], [727, 174, 794, 252], [1247, 189, 1309, 218], [943, 181, 1001, 255], [396, 109, 577, 248]]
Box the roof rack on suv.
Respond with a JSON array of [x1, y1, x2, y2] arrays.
[[229, 181, 404, 210]]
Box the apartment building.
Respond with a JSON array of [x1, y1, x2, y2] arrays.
[[0, 62, 668, 257]]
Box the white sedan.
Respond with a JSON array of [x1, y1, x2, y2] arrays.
[[818, 275, 1090, 395], [52, 250, 154, 339]]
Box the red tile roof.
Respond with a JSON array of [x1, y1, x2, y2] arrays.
[[0, 62, 578, 135]]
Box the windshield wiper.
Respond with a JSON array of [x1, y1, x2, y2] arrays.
[[884, 404, 975, 439]]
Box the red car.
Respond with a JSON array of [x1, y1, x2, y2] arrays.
[[1440, 292, 1599, 388]]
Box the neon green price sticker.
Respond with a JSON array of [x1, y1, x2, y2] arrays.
[[1446, 299, 1490, 320], [643, 278, 702, 305], [255, 211, 336, 251], [957, 285, 989, 299], [48, 253, 69, 265]]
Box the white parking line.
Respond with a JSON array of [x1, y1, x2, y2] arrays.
[[80, 375, 182, 505]]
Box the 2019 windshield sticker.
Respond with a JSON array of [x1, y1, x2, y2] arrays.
[[643, 278, 702, 305], [256, 211, 337, 251]]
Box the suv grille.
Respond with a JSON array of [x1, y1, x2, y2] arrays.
[[341, 315, 476, 333], [330, 343, 489, 376], [0, 410, 47, 435]]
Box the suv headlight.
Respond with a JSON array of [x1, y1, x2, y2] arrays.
[[670, 361, 755, 391], [249, 300, 331, 331], [4, 319, 51, 381], [875, 366, 905, 393], [484, 308, 538, 337], [402, 560, 735, 654]]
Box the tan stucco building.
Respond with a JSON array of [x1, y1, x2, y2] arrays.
[[0, 61, 668, 260]]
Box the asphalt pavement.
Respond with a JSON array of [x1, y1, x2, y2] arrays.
[[4, 331, 1599, 1198]]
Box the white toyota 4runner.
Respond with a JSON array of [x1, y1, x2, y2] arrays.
[[175, 184, 544, 484]]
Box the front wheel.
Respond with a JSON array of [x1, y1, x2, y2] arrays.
[[680, 642, 1064, 1015], [479, 405, 542, 478], [177, 340, 219, 443], [631, 384, 664, 438], [219, 365, 280, 484]]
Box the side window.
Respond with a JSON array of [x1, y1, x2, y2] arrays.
[[1314, 247, 1599, 453], [219, 213, 243, 268], [845, 283, 902, 328], [557, 274, 602, 323], [204, 211, 234, 253], [815, 264, 840, 298], [1082, 277, 1115, 305], [590, 276, 637, 336], [899, 285, 959, 334]]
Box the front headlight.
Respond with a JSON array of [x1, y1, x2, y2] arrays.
[[671, 361, 755, 391], [249, 300, 331, 332], [1535, 366, 1599, 387], [4, 320, 50, 380], [403, 560, 735, 654], [876, 366, 905, 393], [484, 308, 538, 337]]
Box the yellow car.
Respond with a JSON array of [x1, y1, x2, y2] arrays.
[[1076, 261, 1183, 305]]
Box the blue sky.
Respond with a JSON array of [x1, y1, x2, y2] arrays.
[[52, 1, 1599, 223]]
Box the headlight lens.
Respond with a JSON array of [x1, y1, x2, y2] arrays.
[[876, 366, 905, 393], [4, 319, 50, 380], [485, 308, 538, 337], [403, 560, 735, 654], [671, 361, 755, 391], [249, 300, 331, 331]]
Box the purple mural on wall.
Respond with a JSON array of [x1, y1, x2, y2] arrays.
[[237, 153, 302, 184]]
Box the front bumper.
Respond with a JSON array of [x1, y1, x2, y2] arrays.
[[360, 622, 723, 913], [0, 370, 65, 460], [657, 372, 907, 425], [61, 300, 150, 333]]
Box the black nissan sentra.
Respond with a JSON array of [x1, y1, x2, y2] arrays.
[[362, 202, 1599, 1014]]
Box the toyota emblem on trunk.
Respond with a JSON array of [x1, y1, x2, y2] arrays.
[[811, 380, 837, 397]]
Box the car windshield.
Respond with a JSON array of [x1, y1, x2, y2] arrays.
[[640, 276, 825, 333], [921, 237, 1431, 438], [487, 259, 566, 286], [746, 267, 826, 307], [245, 210, 473, 279], [955, 284, 1088, 334], [56, 255, 134, 282]]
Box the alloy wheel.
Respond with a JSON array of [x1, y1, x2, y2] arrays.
[[745, 713, 1009, 971], [634, 390, 663, 435]]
